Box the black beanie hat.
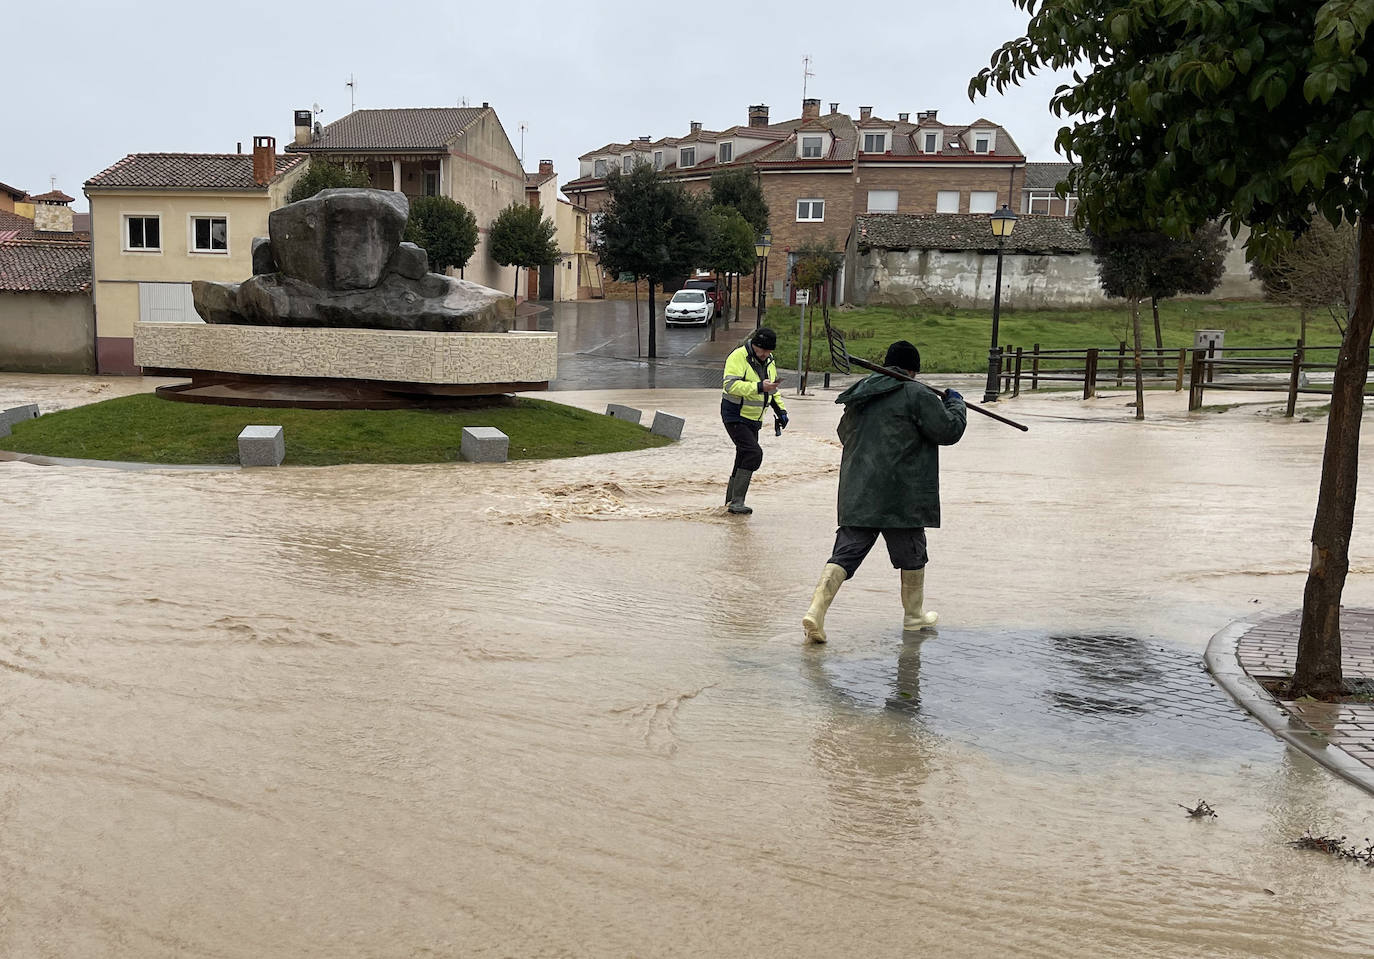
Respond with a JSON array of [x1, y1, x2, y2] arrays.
[[753, 327, 778, 350], [884, 340, 921, 372]]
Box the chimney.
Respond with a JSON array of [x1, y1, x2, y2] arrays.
[[748, 104, 770, 127], [917, 109, 939, 123], [252, 135, 276, 186], [293, 109, 312, 146], [801, 98, 820, 120], [482, 101, 489, 109], [859, 106, 873, 121], [32, 192, 73, 233], [539, 159, 554, 175], [690, 120, 702, 134], [829, 102, 839, 115], [236, 142, 242, 154], [898, 113, 909, 122]]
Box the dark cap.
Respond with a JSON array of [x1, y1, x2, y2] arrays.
[[884, 340, 921, 373], [753, 327, 778, 350]]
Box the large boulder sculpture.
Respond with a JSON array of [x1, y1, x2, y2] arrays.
[[192, 188, 512, 333]]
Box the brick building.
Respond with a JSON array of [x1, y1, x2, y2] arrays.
[[561, 98, 1026, 305]]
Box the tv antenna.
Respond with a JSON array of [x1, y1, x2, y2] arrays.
[[49, 174, 57, 191], [519, 122, 528, 164], [346, 74, 356, 112], [312, 102, 323, 117], [802, 55, 815, 100]]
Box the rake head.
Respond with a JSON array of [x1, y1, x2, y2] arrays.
[[825, 317, 852, 374]]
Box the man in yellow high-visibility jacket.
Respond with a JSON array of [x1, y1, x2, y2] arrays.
[[721, 327, 788, 515]]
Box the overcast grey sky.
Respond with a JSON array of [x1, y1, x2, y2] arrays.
[[5, 0, 1072, 212]]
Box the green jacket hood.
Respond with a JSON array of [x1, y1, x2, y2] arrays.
[[836, 373, 905, 408]]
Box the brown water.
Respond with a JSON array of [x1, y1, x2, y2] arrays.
[[3, 377, 1374, 958]]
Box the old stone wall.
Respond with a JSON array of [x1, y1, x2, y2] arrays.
[[0, 291, 96, 373], [852, 247, 1112, 308]]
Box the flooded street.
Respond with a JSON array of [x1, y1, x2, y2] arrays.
[[4, 377, 1374, 957]]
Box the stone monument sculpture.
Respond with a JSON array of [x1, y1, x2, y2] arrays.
[[191, 189, 510, 333], [134, 188, 556, 408]]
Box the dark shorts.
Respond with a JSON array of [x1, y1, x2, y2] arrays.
[[826, 526, 928, 577]]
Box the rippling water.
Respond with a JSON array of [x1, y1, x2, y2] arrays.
[[3, 379, 1374, 957]]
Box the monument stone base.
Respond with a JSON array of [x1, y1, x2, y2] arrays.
[[135, 322, 557, 409]]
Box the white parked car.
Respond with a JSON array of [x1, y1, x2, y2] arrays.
[[664, 289, 715, 325]]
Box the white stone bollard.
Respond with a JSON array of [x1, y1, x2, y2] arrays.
[[238, 425, 285, 466]]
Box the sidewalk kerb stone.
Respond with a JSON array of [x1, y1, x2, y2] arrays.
[[238, 425, 286, 467], [1206, 617, 1374, 796]]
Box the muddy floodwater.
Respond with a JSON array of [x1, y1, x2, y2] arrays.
[[4, 376, 1374, 958]]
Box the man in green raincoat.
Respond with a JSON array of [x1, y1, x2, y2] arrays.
[[802, 340, 967, 643]]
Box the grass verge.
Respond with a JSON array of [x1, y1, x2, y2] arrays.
[[1, 393, 672, 466]]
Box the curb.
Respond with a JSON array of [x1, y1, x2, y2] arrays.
[[0, 449, 235, 472], [1206, 617, 1374, 796]]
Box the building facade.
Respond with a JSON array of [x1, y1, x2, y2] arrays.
[[84, 140, 306, 373], [562, 99, 1026, 305], [285, 106, 525, 296]]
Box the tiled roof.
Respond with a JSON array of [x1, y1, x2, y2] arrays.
[[29, 189, 75, 203], [0, 180, 27, 200], [856, 213, 1089, 254], [289, 107, 487, 152], [0, 241, 92, 292], [1024, 162, 1077, 191], [86, 153, 307, 190], [0, 209, 87, 243], [525, 170, 557, 188]]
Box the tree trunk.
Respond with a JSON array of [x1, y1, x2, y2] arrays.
[[1291, 216, 1374, 699], [1300, 305, 1309, 346], [513, 267, 520, 300], [634, 277, 641, 357], [1152, 295, 1165, 377], [647, 281, 657, 359], [1131, 297, 1145, 420]]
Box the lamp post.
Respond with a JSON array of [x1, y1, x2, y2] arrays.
[[983, 205, 1018, 403], [754, 230, 772, 329]]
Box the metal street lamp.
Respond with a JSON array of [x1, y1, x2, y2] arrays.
[[983, 205, 1018, 403], [754, 230, 772, 329]]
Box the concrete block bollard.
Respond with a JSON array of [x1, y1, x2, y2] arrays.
[[650, 410, 685, 441], [238, 425, 286, 467], [461, 426, 509, 463], [605, 403, 643, 425], [0, 403, 40, 437]]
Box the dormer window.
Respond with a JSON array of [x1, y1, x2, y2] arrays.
[[973, 130, 996, 153], [862, 132, 887, 153], [680, 147, 696, 167], [718, 141, 733, 163], [922, 131, 942, 154], [594, 159, 608, 177], [801, 135, 824, 159]]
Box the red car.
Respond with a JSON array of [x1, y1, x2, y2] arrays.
[[682, 278, 726, 316]]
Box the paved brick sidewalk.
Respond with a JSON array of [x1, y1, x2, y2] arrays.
[[1209, 608, 1374, 794]]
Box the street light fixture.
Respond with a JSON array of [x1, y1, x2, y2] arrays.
[[754, 230, 772, 329], [983, 205, 1018, 403]]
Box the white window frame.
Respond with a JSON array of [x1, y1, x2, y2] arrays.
[[936, 191, 960, 213], [796, 198, 825, 222], [866, 190, 898, 213], [922, 131, 942, 154], [718, 141, 733, 163], [1028, 192, 1054, 215], [654, 151, 664, 171], [680, 147, 696, 167], [972, 129, 996, 153], [862, 132, 887, 153], [800, 135, 824, 159], [969, 191, 998, 213], [123, 213, 162, 253], [593, 159, 608, 177], [189, 214, 229, 254]]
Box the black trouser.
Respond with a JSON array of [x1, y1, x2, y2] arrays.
[[826, 526, 928, 578], [724, 419, 764, 472]]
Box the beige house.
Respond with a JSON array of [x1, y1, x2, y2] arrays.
[[83, 139, 306, 373], [285, 106, 524, 296]]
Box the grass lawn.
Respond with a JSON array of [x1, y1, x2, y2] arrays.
[[1, 393, 672, 466], [765, 299, 1336, 374]]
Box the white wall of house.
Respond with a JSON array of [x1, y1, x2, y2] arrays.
[[853, 248, 1112, 308]]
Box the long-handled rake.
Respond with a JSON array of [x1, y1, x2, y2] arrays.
[[824, 317, 1029, 432]]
